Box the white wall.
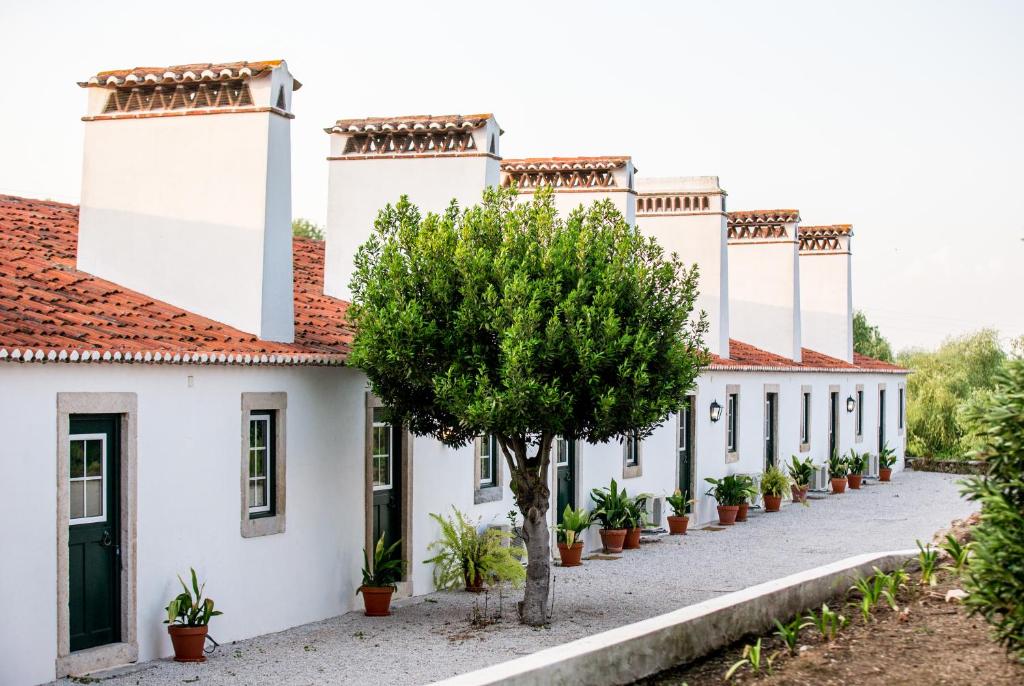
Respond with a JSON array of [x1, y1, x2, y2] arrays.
[[800, 246, 853, 362], [727, 237, 802, 361]]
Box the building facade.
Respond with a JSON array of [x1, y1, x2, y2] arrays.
[[0, 60, 906, 684]]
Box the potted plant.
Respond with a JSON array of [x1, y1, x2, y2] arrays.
[[357, 535, 404, 616], [787, 455, 814, 503], [736, 474, 757, 522], [557, 505, 589, 567], [704, 475, 745, 525], [846, 449, 867, 489], [760, 465, 789, 512], [828, 451, 848, 494], [164, 568, 222, 663], [589, 479, 630, 553], [622, 493, 652, 549], [665, 489, 692, 535], [425, 508, 526, 592], [878, 443, 897, 481]]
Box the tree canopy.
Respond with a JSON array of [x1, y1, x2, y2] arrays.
[[853, 310, 894, 362], [291, 218, 324, 241]]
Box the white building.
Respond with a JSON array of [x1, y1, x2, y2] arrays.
[[0, 60, 907, 685]]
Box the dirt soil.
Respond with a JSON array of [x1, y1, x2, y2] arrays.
[[639, 528, 1022, 686]]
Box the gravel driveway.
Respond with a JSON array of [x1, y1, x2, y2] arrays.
[[58, 470, 975, 686]]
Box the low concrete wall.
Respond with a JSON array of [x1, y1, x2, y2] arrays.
[[907, 456, 986, 475], [431, 549, 916, 686]]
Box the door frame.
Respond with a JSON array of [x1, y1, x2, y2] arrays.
[[763, 385, 779, 471], [829, 385, 841, 458], [363, 393, 413, 594], [677, 395, 697, 516], [56, 393, 138, 678]]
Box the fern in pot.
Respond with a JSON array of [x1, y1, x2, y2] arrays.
[[425, 508, 525, 592], [665, 489, 692, 535], [787, 455, 814, 503], [846, 449, 868, 489], [589, 479, 630, 553], [557, 505, 589, 567], [760, 466, 790, 512], [357, 535, 404, 616], [164, 568, 222, 663], [828, 451, 849, 494]]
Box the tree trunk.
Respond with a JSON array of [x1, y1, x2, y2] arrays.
[[500, 433, 553, 626]]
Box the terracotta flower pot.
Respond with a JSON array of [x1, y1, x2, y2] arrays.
[[848, 474, 863, 489], [465, 572, 485, 593], [599, 528, 627, 553], [790, 484, 808, 503], [667, 515, 689, 535], [623, 527, 642, 550], [558, 541, 584, 567], [717, 505, 739, 525], [736, 502, 750, 522], [831, 477, 848, 494], [168, 624, 208, 662], [879, 468, 892, 482], [764, 494, 782, 512], [360, 585, 395, 616]]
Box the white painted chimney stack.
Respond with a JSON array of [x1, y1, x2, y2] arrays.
[[499, 156, 637, 226], [635, 176, 729, 357], [727, 210, 803, 361], [323, 113, 502, 301], [799, 225, 854, 362], [76, 60, 298, 342]]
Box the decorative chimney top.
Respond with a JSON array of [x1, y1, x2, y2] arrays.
[[500, 156, 634, 191], [636, 176, 725, 216], [79, 59, 298, 120], [727, 210, 801, 240], [325, 113, 501, 158], [798, 224, 853, 252]]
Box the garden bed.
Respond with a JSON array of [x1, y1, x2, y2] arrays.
[[636, 541, 1022, 685]]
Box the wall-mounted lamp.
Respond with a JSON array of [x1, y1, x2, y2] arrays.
[[846, 395, 856, 413], [710, 400, 723, 423]]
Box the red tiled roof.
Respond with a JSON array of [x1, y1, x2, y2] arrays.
[[727, 210, 800, 225], [710, 340, 906, 373], [81, 61, 298, 89], [799, 224, 853, 236], [0, 195, 351, 365], [327, 113, 494, 134], [501, 156, 631, 172]]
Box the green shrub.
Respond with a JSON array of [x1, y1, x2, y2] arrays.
[[759, 466, 789, 498], [424, 508, 525, 590], [960, 358, 1024, 657]]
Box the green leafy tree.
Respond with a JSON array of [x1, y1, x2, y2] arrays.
[[960, 358, 1024, 657], [291, 218, 324, 241], [348, 187, 707, 625], [897, 330, 1006, 457], [852, 310, 894, 362]]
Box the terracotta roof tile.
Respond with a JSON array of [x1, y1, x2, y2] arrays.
[[0, 195, 350, 365], [327, 113, 493, 134], [500, 156, 631, 172], [80, 60, 299, 89], [709, 339, 906, 373], [727, 209, 801, 225], [799, 224, 853, 236]]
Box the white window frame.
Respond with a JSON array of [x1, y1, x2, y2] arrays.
[[855, 386, 864, 442], [69, 433, 107, 525], [247, 413, 272, 515], [479, 434, 497, 488], [799, 386, 812, 452], [556, 437, 570, 467], [240, 392, 287, 538], [726, 393, 739, 453], [372, 409, 394, 492]]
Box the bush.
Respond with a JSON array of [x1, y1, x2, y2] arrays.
[[960, 358, 1024, 657]]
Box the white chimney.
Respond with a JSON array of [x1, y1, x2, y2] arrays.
[[799, 225, 853, 362], [635, 176, 729, 357], [727, 210, 802, 361], [76, 60, 298, 342], [323, 113, 502, 300], [500, 156, 637, 226]]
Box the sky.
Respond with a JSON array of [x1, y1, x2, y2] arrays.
[[1, 0, 1021, 352]]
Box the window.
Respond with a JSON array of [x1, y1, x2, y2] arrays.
[[624, 432, 640, 467], [69, 434, 106, 523], [727, 393, 739, 453], [556, 437, 570, 466], [241, 392, 287, 538], [372, 408, 393, 490], [800, 388, 812, 450], [479, 434, 498, 488], [898, 387, 905, 432], [856, 388, 864, 439]]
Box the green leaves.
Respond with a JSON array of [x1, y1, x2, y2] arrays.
[[704, 475, 746, 506], [164, 567, 222, 627], [589, 479, 631, 529], [423, 508, 525, 590], [359, 535, 404, 591]]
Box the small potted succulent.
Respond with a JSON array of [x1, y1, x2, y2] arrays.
[[425, 508, 525, 592], [846, 449, 867, 489], [358, 535, 404, 616], [704, 475, 746, 525], [878, 443, 897, 481], [164, 568, 222, 662], [589, 479, 630, 553], [736, 474, 757, 522], [557, 505, 589, 567], [760, 465, 789, 512], [787, 455, 814, 503], [828, 451, 849, 494], [665, 489, 692, 535], [622, 493, 652, 550]]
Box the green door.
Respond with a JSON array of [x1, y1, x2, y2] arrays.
[[556, 438, 575, 523], [678, 398, 694, 508], [829, 391, 839, 458], [764, 392, 778, 470], [68, 415, 120, 652], [371, 409, 402, 549]]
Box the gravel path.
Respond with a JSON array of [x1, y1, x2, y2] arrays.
[[60, 471, 975, 686]]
